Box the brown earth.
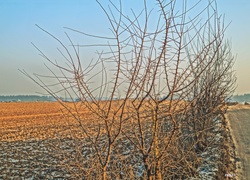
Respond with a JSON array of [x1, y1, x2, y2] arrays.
[[0, 102, 94, 141], [0, 102, 95, 178], [1, 102, 247, 178], [226, 104, 250, 180]]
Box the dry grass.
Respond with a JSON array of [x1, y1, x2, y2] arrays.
[[227, 103, 250, 111]]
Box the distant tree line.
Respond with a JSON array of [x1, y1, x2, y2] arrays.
[[0, 95, 56, 102], [231, 94, 250, 103]]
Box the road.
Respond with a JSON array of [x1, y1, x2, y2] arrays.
[[226, 105, 250, 180]]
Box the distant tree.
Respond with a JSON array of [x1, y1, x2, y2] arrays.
[[231, 94, 250, 103]]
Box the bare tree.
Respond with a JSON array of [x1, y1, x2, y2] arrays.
[[21, 0, 236, 179]]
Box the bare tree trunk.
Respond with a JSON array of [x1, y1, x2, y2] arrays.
[[102, 166, 107, 180], [152, 107, 162, 180]]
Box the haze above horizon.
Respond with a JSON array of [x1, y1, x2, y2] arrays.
[[1, 0, 250, 95]]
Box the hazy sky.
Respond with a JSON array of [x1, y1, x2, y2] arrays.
[[0, 0, 250, 95]]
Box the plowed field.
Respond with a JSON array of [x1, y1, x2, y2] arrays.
[[0, 102, 239, 178], [0, 102, 91, 178], [0, 102, 94, 141]]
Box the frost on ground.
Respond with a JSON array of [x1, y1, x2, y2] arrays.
[[0, 104, 234, 179], [197, 117, 222, 179], [0, 118, 230, 179], [0, 139, 72, 179], [194, 115, 234, 179]]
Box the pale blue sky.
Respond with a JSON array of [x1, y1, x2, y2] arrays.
[[0, 0, 249, 95]]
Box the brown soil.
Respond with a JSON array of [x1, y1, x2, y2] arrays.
[[226, 104, 250, 180], [0, 102, 91, 141], [0, 102, 94, 178], [1, 102, 246, 178]]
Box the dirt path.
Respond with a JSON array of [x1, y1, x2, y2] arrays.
[[226, 105, 250, 180]]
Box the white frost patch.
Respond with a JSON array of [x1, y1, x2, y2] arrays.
[[9, 158, 19, 163], [196, 115, 224, 179]]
